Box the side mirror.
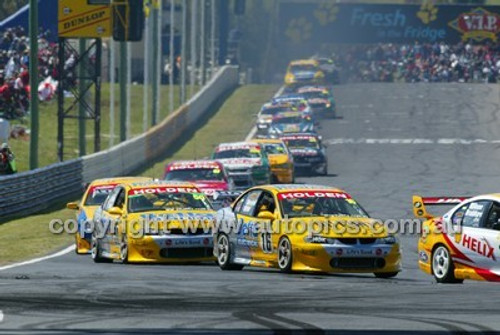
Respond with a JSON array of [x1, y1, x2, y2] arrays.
[[66, 202, 79, 210], [107, 206, 123, 216], [257, 211, 275, 221]]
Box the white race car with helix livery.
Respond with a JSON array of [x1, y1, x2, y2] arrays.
[[413, 194, 500, 283]]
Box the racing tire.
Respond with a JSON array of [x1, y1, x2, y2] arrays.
[[217, 234, 243, 271], [120, 234, 129, 264], [278, 237, 293, 273], [374, 272, 399, 279], [318, 164, 328, 176], [75, 234, 85, 255], [432, 245, 463, 284], [91, 236, 112, 263]]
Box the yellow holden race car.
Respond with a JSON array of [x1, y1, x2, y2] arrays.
[[214, 185, 401, 277], [251, 138, 294, 184], [91, 181, 216, 264], [284, 59, 325, 86], [413, 194, 500, 283], [66, 176, 152, 254]]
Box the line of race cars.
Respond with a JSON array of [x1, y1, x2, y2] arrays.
[[65, 57, 500, 283]]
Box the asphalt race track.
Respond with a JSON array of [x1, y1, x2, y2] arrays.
[[1, 83, 500, 334]]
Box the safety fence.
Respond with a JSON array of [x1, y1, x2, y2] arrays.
[[0, 66, 239, 221]]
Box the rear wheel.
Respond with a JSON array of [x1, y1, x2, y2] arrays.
[[278, 237, 293, 273], [432, 245, 463, 284], [217, 234, 243, 271]]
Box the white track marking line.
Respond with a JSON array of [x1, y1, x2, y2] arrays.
[[0, 310, 4, 323], [0, 245, 74, 272], [324, 138, 500, 145]]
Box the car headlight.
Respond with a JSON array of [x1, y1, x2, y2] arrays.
[[325, 103, 331, 108], [378, 235, 398, 245]]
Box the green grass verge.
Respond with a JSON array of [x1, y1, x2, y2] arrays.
[[0, 84, 279, 266], [8, 84, 198, 172]]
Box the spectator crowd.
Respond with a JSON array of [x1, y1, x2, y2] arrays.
[[337, 42, 500, 83], [0, 26, 74, 120]]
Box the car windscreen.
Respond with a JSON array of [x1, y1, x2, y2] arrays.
[[290, 64, 317, 73], [166, 168, 225, 181], [261, 107, 293, 115], [213, 148, 261, 159], [284, 138, 320, 149], [263, 143, 287, 155], [273, 117, 303, 125], [278, 193, 369, 218], [128, 190, 212, 213], [301, 91, 330, 100]]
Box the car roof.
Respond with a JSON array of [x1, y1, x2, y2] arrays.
[[251, 138, 285, 144], [467, 194, 500, 202], [216, 141, 260, 148], [126, 180, 198, 190], [281, 133, 318, 139], [88, 176, 151, 186], [167, 160, 222, 169], [261, 184, 346, 194], [290, 59, 318, 66]]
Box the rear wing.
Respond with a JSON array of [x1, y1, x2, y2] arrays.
[[412, 195, 470, 219]]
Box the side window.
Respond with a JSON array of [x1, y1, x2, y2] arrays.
[[462, 201, 491, 228], [253, 191, 277, 218], [484, 202, 500, 231], [237, 190, 262, 216], [114, 188, 125, 209], [103, 187, 120, 211], [451, 204, 468, 226]]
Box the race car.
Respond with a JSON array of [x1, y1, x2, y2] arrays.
[[314, 57, 339, 84], [214, 184, 401, 277], [91, 181, 215, 263], [284, 59, 325, 87], [272, 94, 313, 117], [212, 142, 271, 190], [66, 176, 152, 254], [296, 86, 336, 118], [256, 102, 297, 137], [268, 111, 315, 138], [251, 138, 294, 184], [281, 133, 328, 175], [413, 194, 500, 283], [164, 160, 234, 196]]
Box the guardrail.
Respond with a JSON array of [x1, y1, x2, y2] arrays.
[[0, 66, 239, 221]]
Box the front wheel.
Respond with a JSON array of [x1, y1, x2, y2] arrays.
[[91, 236, 112, 263], [217, 234, 243, 271], [432, 245, 463, 284], [278, 237, 293, 273], [120, 234, 129, 264], [374, 272, 399, 279]]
